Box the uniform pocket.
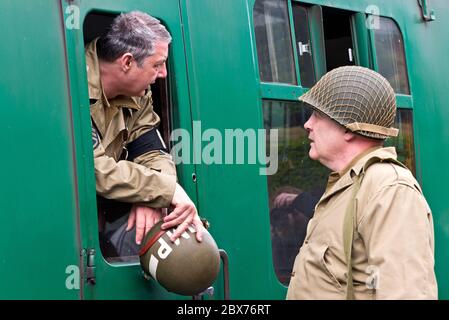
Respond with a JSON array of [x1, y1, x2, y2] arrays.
[[318, 243, 344, 291]]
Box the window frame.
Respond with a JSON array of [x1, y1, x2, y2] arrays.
[[368, 14, 413, 109], [252, 1, 414, 111], [252, 0, 419, 287]]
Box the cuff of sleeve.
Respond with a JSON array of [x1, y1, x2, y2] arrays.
[[146, 173, 177, 208]]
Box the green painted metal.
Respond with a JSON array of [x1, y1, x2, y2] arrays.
[[308, 5, 327, 80], [251, 0, 449, 299], [181, 0, 279, 299], [0, 0, 448, 299], [396, 95, 414, 109], [261, 83, 307, 101], [62, 0, 200, 300], [287, 0, 303, 87], [0, 0, 80, 299], [351, 13, 372, 68]]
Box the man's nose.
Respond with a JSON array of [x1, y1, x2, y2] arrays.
[[304, 116, 312, 132], [157, 64, 167, 78]]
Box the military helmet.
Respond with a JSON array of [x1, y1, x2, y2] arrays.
[[139, 221, 221, 296], [299, 66, 399, 139]]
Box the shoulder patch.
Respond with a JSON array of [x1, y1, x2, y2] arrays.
[[91, 121, 101, 149]]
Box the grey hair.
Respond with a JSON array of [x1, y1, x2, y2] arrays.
[[96, 11, 172, 67]]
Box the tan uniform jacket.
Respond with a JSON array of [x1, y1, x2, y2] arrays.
[[287, 147, 438, 299], [87, 40, 177, 208]]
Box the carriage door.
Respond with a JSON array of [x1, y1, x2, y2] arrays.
[[62, 0, 199, 299]]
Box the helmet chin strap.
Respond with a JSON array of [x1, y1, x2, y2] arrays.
[[346, 122, 399, 137], [139, 229, 165, 256]]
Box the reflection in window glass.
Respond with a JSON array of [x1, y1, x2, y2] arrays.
[[254, 0, 297, 84], [292, 4, 316, 87], [385, 108, 416, 175], [263, 100, 329, 286], [374, 17, 410, 94], [263, 102, 415, 286]]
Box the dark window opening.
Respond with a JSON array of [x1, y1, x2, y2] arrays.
[[83, 12, 117, 45], [322, 7, 355, 71], [83, 11, 172, 263]]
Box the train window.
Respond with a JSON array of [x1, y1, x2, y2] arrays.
[[373, 17, 410, 94], [83, 12, 172, 264], [263, 102, 415, 286], [386, 109, 416, 174], [322, 7, 356, 71], [292, 4, 316, 87], [263, 100, 328, 285], [254, 0, 297, 85]]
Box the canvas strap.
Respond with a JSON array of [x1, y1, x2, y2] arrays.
[[342, 156, 406, 299], [346, 122, 399, 137]]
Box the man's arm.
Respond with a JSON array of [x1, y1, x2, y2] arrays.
[[358, 183, 438, 299], [93, 124, 204, 242], [105, 92, 203, 242], [126, 92, 177, 177], [93, 123, 177, 207]]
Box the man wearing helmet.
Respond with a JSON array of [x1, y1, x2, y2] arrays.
[[287, 66, 437, 299], [87, 11, 204, 259]]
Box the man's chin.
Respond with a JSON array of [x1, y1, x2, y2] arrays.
[[308, 150, 318, 160], [131, 90, 146, 97]]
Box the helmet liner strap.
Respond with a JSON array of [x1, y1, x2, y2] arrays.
[[139, 229, 166, 256]]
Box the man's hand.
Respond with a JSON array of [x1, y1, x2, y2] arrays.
[[126, 205, 164, 245], [273, 192, 298, 208], [162, 183, 204, 242]]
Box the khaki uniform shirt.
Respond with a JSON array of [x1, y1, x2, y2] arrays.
[[287, 147, 438, 299], [87, 40, 177, 208]]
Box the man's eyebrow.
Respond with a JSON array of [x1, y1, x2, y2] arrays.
[[156, 57, 168, 63]]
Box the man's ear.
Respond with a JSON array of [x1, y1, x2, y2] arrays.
[[344, 129, 356, 142], [120, 53, 134, 72]]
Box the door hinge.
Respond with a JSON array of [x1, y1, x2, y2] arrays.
[[82, 248, 96, 285]]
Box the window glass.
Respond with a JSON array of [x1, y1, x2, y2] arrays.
[[385, 108, 416, 174], [292, 4, 316, 87], [374, 17, 410, 94], [254, 0, 297, 84], [263, 102, 415, 286], [263, 100, 329, 285]]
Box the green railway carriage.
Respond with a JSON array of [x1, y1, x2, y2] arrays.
[[1, 0, 448, 299]]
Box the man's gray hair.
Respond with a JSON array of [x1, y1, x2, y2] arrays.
[[97, 11, 172, 67]]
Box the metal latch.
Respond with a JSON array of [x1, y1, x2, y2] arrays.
[[298, 41, 311, 56], [85, 248, 96, 285], [418, 0, 436, 21], [192, 287, 215, 300]]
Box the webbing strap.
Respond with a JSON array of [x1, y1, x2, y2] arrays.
[[343, 173, 363, 300], [346, 122, 399, 137], [342, 156, 407, 299]]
